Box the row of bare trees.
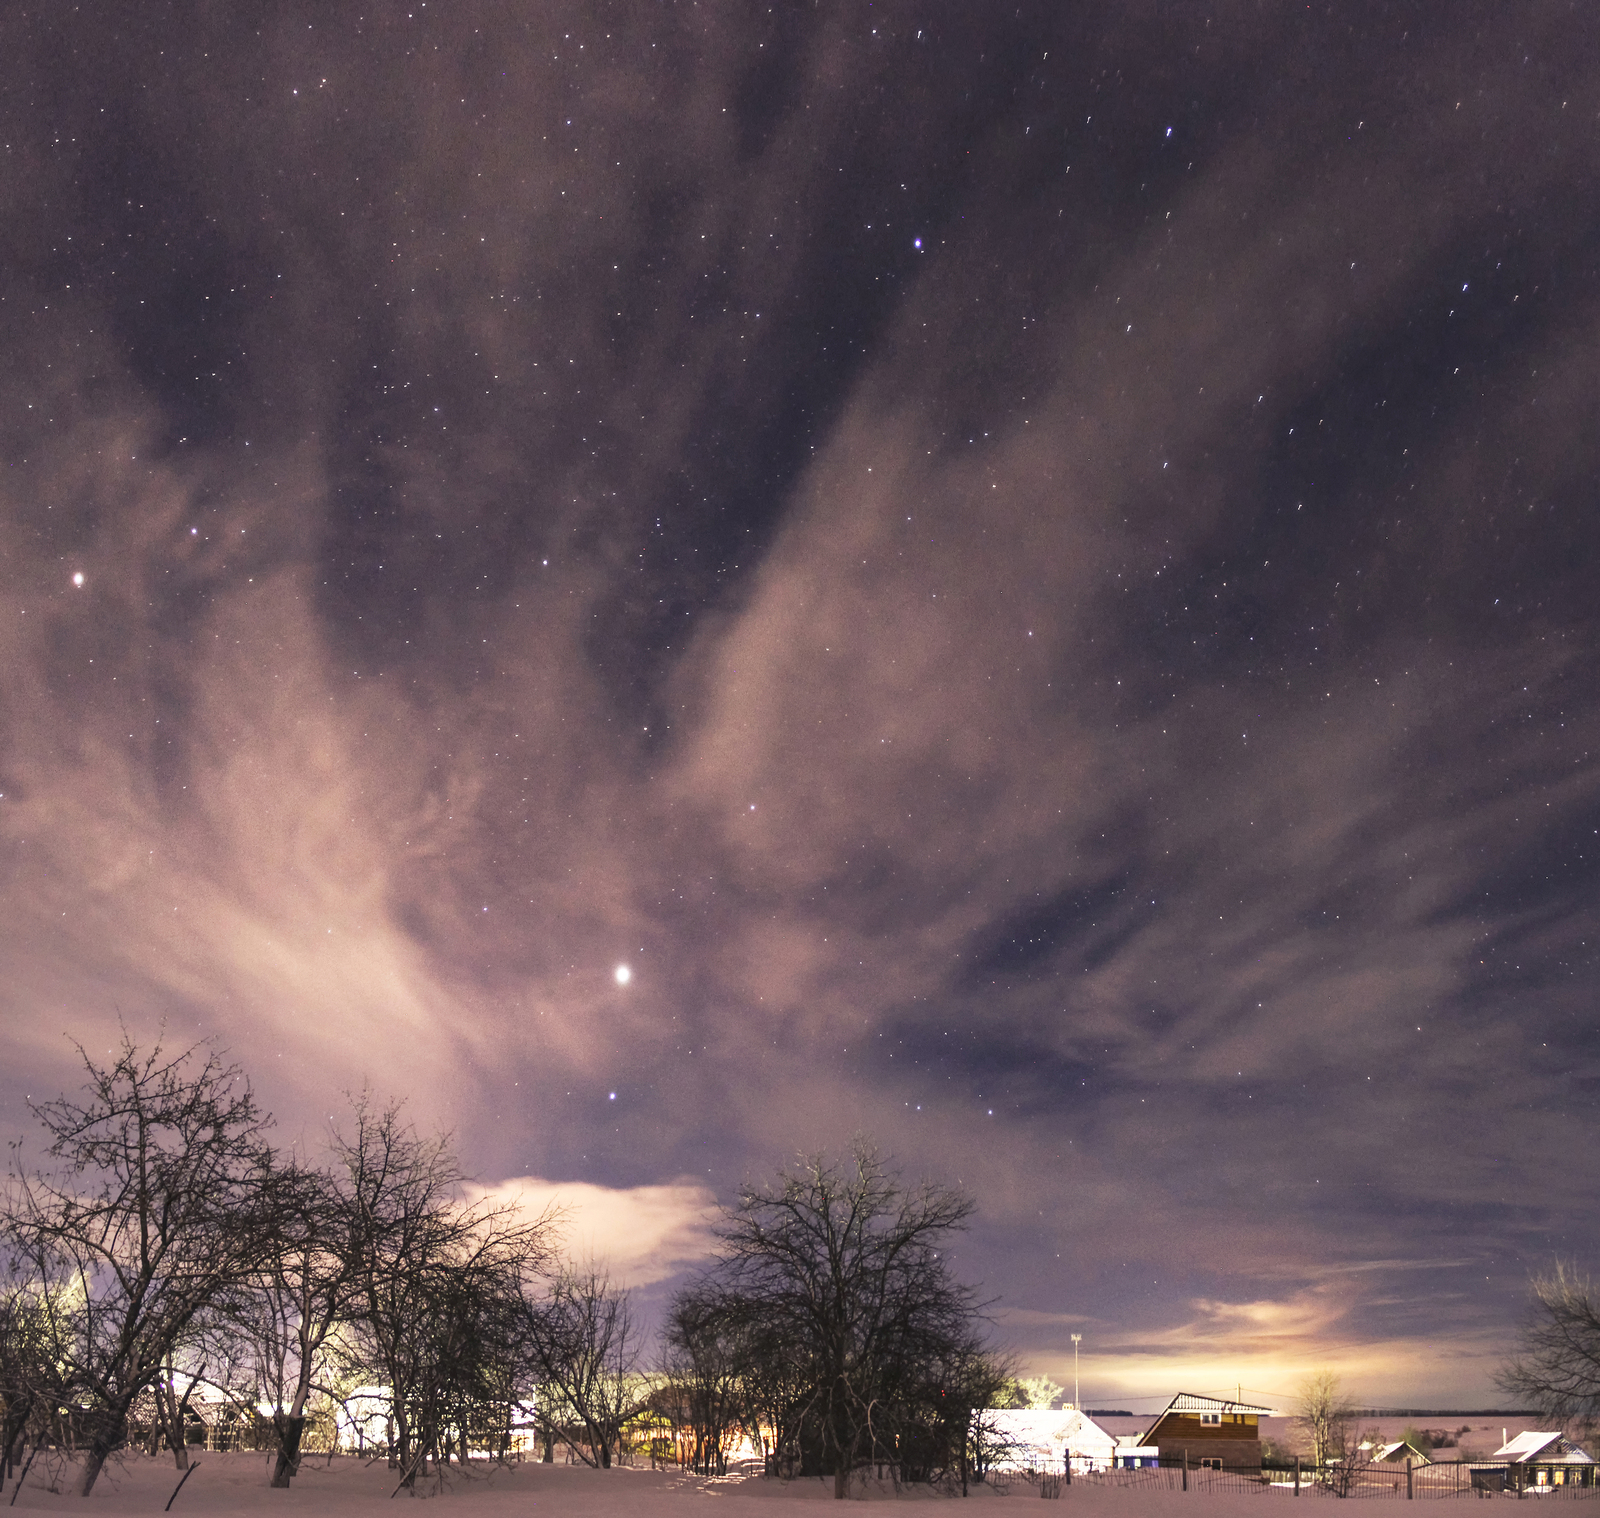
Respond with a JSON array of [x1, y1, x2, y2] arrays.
[[0, 1036, 640, 1496], [2, 1038, 1002, 1502]]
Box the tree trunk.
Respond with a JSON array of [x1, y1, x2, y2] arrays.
[[79, 1420, 121, 1496], [394, 1411, 416, 1487], [834, 1463, 849, 1499], [271, 1413, 305, 1488], [78, 1398, 139, 1494], [168, 1394, 192, 1471], [2, 1400, 33, 1478], [153, 1377, 190, 1471]]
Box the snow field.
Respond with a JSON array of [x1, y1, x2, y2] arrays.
[[3, 1450, 1462, 1515]]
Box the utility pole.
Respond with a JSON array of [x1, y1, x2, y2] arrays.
[[1071, 1335, 1082, 1410]]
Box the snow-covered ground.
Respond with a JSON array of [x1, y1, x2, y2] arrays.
[[8, 1449, 1575, 1515]]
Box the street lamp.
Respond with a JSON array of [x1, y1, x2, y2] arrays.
[[1071, 1334, 1082, 1410]]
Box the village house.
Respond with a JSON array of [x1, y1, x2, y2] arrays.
[[984, 1407, 1119, 1473], [1484, 1432, 1597, 1490], [1139, 1393, 1276, 1470]]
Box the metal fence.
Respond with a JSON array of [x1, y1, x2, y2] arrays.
[[1032, 1460, 1600, 1500]]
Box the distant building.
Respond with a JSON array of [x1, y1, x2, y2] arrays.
[[1140, 1393, 1277, 1470], [985, 1407, 1118, 1472], [1365, 1439, 1432, 1466], [1468, 1432, 1596, 1493], [1491, 1432, 1595, 1468]]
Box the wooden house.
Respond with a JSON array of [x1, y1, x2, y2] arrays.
[[1491, 1431, 1596, 1486], [1140, 1393, 1276, 1469], [1492, 1431, 1595, 1467]]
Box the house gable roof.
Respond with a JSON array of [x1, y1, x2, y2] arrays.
[[1142, 1393, 1277, 1441], [1365, 1440, 1431, 1465], [986, 1408, 1114, 1443], [1493, 1432, 1596, 1464]]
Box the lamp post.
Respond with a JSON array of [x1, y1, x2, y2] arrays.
[[1071, 1334, 1082, 1410]]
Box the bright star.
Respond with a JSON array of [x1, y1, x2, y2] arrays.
[[72, 572, 85, 587], [614, 964, 631, 985]]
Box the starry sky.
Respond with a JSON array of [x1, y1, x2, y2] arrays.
[[3, 2, 1597, 1410]]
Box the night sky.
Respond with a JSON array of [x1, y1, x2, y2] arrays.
[[3, 2, 1597, 1410]]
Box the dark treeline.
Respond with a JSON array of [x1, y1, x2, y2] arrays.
[[0, 1036, 1001, 1499]]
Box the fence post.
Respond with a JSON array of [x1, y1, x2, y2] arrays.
[[1064, 1450, 1071, 1486], [1295, 1456, 1300, 1495], [1407, 1458, 1413, 1499], [1183, 1450, 1188, 1492]]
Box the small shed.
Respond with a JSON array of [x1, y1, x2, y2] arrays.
[[1114, 1434, 1161, 1468]]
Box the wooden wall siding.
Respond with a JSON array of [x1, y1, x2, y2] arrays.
[[1148, 1415, 1261, 1444], [1152, 1437, 1265, 1468]]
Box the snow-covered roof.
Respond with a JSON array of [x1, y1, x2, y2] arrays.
[[1493, 1432, 1596, 1465], [984, 1409, 1122, 1473], [1348, 1440, 1430, 1465], [1163, 1392, 1276, 1415], [1148, 1391, 1277, 1423], [985, 1409, 1116, 1450]]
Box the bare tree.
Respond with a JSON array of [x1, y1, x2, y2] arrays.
[[900, 1341, 1014, 1494], [532, 1262, 648, 1468], [0, 1263, 71, 1480], [332, 1095, 554, 1488], [403, 1247, 539, 1470], [145, 1331, 209, 1470], [235, 1158, 356, 1486], [1498, 1261, 1600, 1428], [687, 1142, 986, 1498], [1, 1035, 274, 1495], [1324, 1419, 1383, 1497], [723, 1306, 814, 1478], [1296, 1368, 1353, 1470], [661, 1286, 748, 1475]]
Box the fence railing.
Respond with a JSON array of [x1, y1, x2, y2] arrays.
[[1058, 1459, 1600, 1499]]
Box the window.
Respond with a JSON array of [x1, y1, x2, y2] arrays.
[[1199, 1412, 1221, 1426], [1201, 1458, 1222, 1470]]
